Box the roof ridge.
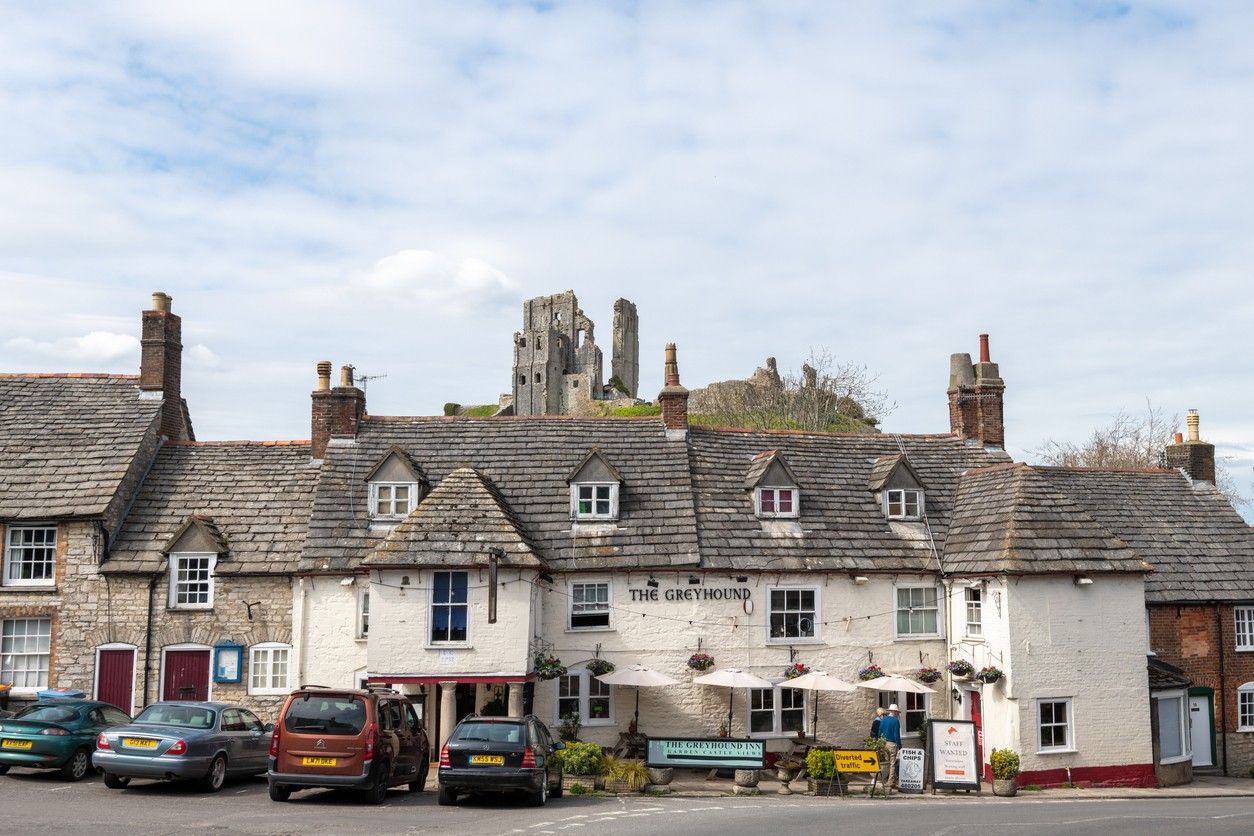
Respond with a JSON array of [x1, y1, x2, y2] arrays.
[[364, 414, 660, 423], [0, 372, 140, 380], [691, 426, 962, 439], [164, 439, 311, 447]]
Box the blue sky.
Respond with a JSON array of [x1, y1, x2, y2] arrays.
[[1, 1, 1251, 514]]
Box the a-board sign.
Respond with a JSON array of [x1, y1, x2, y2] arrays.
[[897, 747, 926, 793], [645, 737, 766, 770], [833, 749, 880, 773], [927, 719, 980, 791]]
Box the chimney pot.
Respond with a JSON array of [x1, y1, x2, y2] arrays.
[[979, 333, 990, 363], [1186, 409, 1200, 442], [1173, 431, 1184, 445], [316, 361, 332, 391], [150, 292, 172, 313], [340, 365, 355, 388]]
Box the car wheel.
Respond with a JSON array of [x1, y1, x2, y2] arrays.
[[268, 782, 292, 802], [530, 775, 549, 807], [200, 754, 227, 793], [552, 767, 564, 799], [409, 758, 429, 792], [364, 761, 390, 805], [437, 785, 457, 806], [60, 748, 92, 782], [103, 772, 131, 789]]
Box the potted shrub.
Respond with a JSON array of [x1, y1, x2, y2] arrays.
[[558, 712, 581, 743], [559, 741, 604, 792], [601, 755, 648, 794], [806, 749, 844, 795], [947, 659, 975, 679], [976, 666, 1004, 684], [857, 663, 885, 681], [587, 658, 615, 677], [717, 718, 730, 738], [990, 748, 1020, 797], [916, 666, 942, 684], [688, 652, 715, 671]]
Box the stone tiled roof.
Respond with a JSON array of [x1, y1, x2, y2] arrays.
[[0, 375, 161, 520], [1148, 656, 1191, 690], [688, 428, 1011, 572], [107, 441, 319, 575], [945, 464, 1151, 576], [742, 450, 798, 489], [866, 455, 903, 492], [363, 468, 544, 569]]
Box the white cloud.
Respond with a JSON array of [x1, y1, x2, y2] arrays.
[[354, 249, 517, 314], [6, 331, 139, 363], [187, 343, 222, 368]]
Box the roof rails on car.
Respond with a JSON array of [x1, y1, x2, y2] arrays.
[[298, 684, 332, 689], [365, 684, 399, 695]]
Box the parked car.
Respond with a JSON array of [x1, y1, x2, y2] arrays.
[[267, 685, 429, 804], [94, 701, 272, 792], [0, 700, 132, 781], [437, 715, 564, 807]]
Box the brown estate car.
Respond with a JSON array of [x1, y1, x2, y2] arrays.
[[267, 685, 429, 804]]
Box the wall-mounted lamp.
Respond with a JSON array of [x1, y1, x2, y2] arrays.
[[735, 576, 748, 583], [852, 576, 870, 585], [688, 575, 701, 585], [1074, 576, 1093, 586], [401, 575, 411, 586], [646, 576, 659, 589], [951, 687, 962, 705]]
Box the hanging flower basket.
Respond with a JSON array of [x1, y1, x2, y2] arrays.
[[976, 666, 1004, 684], [587, 658, 615, 677], [534, 654, 567, 681], [688, 652, 715, 671], [784, 662, 809, 680], [916, 666, 942, 684], [857, 664, 884, 681], [947, 660, 975, 678]]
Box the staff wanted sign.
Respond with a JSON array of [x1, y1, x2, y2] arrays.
[[927, 719, 980, 792]]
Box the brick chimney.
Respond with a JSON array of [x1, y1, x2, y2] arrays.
[[658, 343, 689, 434], [311, 362, 365, 458], [947, 333, 1005, 448], [1164, 409, 1216, 483], [139, 292, 193, 441]]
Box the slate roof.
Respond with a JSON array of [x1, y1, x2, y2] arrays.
[[742, 450, 799, 489], [1148, 657, 1191, 690], [0, 375, 161, 521], [944, 464, 1152, 576], [107, 441, 319, 575], [363, 468, 544, 569]]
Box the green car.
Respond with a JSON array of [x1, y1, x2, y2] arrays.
[[0, 700, 132, 781]]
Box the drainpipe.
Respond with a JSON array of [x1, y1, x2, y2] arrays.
[[1216, 603, 1228, 774], [142, 574, 156, 708], [296, 577, 309, 687]]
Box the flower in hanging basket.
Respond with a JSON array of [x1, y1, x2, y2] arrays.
[[947, 659, 975, 678], [587, 658, 615, 677], [976, 666, 1004, 684], [784, 662, 808, 680], [916, 666, 942, 684], [687, 652, 715, 671], [534, 654, 567, 681], [857, 663, 884, 681]]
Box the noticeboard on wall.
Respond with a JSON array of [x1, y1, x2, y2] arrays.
[[927, 719, 980, 792], [213, 643, 243, 684]]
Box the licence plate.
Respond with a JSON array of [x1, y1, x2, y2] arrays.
[[123, 738, 158, 749], [470, 755, 504, 765], [2, 739, 33, 750], [301, 757, 337, 767]]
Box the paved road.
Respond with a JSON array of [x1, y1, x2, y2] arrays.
[[3, 768, 1252, 835]]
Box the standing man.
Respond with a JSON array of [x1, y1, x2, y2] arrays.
[[879, 703, 902, 790]]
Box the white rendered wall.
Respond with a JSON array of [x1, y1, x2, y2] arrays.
[[294, 576, 367, 689]]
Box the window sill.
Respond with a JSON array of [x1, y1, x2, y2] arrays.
[[425, 643, 472, 651], [248, 689, 291, 697], [766, 638, 822, 646], [167, 606, 214, 612], [0, 584, 57, 592], [895, 635, 944, 642], [961, 635, 985, 643], [1036, 748, 1077, 756], [584, 718, 615, 727], [355, 637, 368, 644], [1236, 726, 1254, 733], [566, 626, 615, 633], [7, 687, 43, 698]]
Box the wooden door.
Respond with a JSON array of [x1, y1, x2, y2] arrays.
[[96, 648, 135, 713], [970, 690, 984, 776], [162, 649, 210, 700]]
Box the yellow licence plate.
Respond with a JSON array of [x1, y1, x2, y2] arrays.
[[2, 739, 33, 750], [123, 738, 158, 749], [301, 756, 338, 767], [470, 755, 504, 765]]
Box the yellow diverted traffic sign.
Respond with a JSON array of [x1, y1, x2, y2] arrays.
[[833, 749, 880, 773]]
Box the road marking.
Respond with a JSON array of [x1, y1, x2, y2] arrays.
[[558, 814, 589, 821], [529, 824, 554, 829]]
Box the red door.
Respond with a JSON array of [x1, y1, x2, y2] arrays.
[[970, 691, 984, 778], [97, 648, 135, 712], [162, 650, 210, 701]]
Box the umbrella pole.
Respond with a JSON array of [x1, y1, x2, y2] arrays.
[[634, 687, 640, 727], [728, 689, 734, 735]]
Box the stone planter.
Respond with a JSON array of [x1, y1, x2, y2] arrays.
[[561, 773, 598, 793], [647, 767, 673, 786], [808, 776, 845, 796], [776, 767, 798, 795], [734, 769, 760, 787], [603, 777, 639, 794], [992, 778, 1018, 797]]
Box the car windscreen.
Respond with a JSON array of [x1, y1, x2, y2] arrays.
[[452, 721, 524, 744], [283, 695, 366, 736], [16, 705, 80, 724], [133, 705, 217, 729]]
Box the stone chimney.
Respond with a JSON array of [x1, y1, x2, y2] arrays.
[[311, 361, 365, 458], [139, 292, 192, 441], [658, 343, 689, 434], [1165, 409, 1216, 483], [947, 333, 1005, 448]]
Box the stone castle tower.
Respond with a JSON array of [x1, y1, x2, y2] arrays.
[[511, 291, 639, 416]]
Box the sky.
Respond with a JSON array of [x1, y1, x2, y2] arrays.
[[1, 1, 1251, 515]]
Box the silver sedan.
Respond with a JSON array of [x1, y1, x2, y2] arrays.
[[94, 702, 273, 792]]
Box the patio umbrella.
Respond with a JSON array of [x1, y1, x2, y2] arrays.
[[779, 670, 857, 738], [693, 668, 773, 735], [854, 674, 936, 695], [595, 664, 679, 730]]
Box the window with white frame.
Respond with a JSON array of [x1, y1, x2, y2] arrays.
[[768, 587, 818, 641], [1037, 698, 1074, 752], [4, 526, 57, 587], [357, 587, 370, 639], [964, 587, 983, 637], [749, 686, 806, 736], [1236, 607, 1254, 651], [885, 489, 923, 519], [1237, 683, 1254, 731], [571, 483, 618, 520], [1155, 690, 1190, 762], [755, 487, 798, 518], [168, 554, 215, 609], [371, 482, 417, 518], [569, 582, 610, 629], [430, 571, 469, 644], [896, 586, 940, 637], [249, 643, 291, 695], [555, 669, 613, 725], [1, 617, 51, 689], [877, 691, 929, 735]]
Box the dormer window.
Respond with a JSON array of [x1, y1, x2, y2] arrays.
[[745, 450, 801, 520], [869, 454, 927, 521], [568, 449, 623, 522], [365, 447, 428, 520], [756, 487, 798, 518], [372, 483, 416, 518], [886, 489, 923, 519]]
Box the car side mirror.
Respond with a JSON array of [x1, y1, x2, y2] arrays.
[[553, 741, 566, 750], [263, 723, 275, 733]]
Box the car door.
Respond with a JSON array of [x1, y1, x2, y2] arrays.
[[219, 708, 247, 771], [535, 722, 558, 787], [376, 700, 402, 781], [238, 709, 269, 772]]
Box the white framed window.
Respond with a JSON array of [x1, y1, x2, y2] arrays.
[[569, 581, 611, 630], [1237, 683, 1254, 731], [1, 617, 52, 690], [1155, 689, 1191, 763], [748, 686, 807, 737], [1236, 607, 1254, 651], [430, 570, 469, 645], [168, 553, 215, 609], [4, 526, 57, 587], [370, 482, 417, 519], [885, 489, 923, 519], [964, 587, 983, 637], [357, 587, 370, 640], [571, 483, 618, 520], [895, 586, 941, 637], [248, 643, 291, 695], [767, 586, 819, 642], [877, 691, 929, 736], [755, 487, 799, 518], [555, 669, 613, 726], [1037, 698, 1074, 752]]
